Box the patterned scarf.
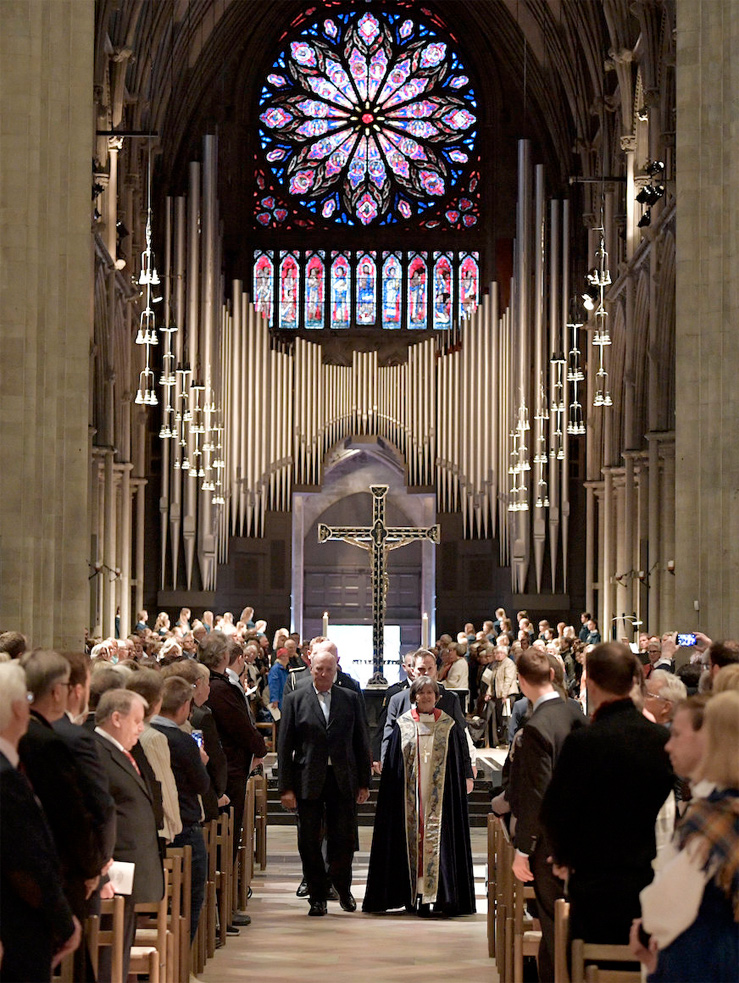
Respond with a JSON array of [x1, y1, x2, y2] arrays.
[[676, 788, 739, 921]]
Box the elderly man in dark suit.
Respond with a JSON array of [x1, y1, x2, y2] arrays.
[[506, 649, 586, 982], [0, 661, 81, 983], [278, 649, 371, 916], [541, 642, 674, 947], [94, 689, 164, 981]]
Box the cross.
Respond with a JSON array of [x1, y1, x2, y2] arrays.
[[318, 484, 440, 677]]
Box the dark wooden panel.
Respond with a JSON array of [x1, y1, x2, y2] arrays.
[[270, 540, 286, 590]]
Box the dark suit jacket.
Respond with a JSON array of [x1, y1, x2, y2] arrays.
[[191, 704, 227, 821], [94, 732, 164, 904], [52, 714, 117, 873], [0, 751, 75, 982], [371, 678, 409, 760], [18, 712, 101, 916], [507, 695, 587, 855], [278, 684, 371, 801], [206, 669, 267, 784], [383, 686, 473, 779], [541, 698, 673, 876]]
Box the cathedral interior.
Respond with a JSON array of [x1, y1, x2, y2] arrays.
[[2, 0, 737, 652]]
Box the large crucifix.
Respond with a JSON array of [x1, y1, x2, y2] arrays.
[[318, 485, 440, 677]]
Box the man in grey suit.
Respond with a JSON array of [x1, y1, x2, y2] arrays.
[[278, 650, 371, 916], [94, 689, 164, 981]]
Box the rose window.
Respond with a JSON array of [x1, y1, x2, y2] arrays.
[[258, 8, 478, 226]]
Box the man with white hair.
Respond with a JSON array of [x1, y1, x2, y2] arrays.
[[0, 662, 81, 982], [94, 689, 164, 980], [645, 669, 688, 727], [278, 649, 371, 916]]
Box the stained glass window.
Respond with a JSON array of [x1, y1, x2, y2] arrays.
[[433, 252, 453, 330], [258, 7, 477, 227], [279, 251, 300, 329], [382, 252, 402, 329], [254, 251, 274, 326], [407, 252, 428, 330], [458, 251, 480, 319], [330, 252, 351, 328], [304, 251, 326, 328], [356, 252, 377, 324]]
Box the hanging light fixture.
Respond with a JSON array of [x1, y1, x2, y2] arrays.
[[590, 226, 612, 408], [135, 150, 160, 409]]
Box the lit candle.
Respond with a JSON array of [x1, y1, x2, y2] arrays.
[[322, 611, 329, 636], [421, 612, 429, 649]]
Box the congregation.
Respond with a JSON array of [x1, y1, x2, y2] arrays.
[[0, 605, 738, 983]]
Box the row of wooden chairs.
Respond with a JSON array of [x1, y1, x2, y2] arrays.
[[487, 814, 640, 983], [58, 776, 267, 983]]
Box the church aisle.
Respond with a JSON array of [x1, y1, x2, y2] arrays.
[[200, 826, 497, 983]]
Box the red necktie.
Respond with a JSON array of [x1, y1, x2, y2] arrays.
[[124, 749, 141, 776]]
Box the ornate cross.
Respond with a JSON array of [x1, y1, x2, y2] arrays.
[[318, 485, 440, 677]]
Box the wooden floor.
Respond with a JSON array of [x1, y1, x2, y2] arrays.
[[199, 824, 498, 983]]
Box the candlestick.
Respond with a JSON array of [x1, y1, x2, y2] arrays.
[[421, 612, 429, 649], [322, 611, 329, 636]]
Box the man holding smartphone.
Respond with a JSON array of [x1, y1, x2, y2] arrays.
[[151, 676, 210, 941]]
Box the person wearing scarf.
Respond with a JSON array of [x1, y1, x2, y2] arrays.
[[631, 691, 739, 981]]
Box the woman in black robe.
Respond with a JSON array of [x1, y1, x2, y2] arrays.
[[363, 676, 476, 917]]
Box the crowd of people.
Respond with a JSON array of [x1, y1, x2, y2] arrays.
[[0, 606, 737, 983]]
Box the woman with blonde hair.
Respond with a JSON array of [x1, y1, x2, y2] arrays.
[[631, 690, 739, 980]]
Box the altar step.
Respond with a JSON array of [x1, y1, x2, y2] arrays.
[[265, 774, 499, 827]]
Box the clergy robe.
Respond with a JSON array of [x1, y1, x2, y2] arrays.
[[363, 708, 475, 916]]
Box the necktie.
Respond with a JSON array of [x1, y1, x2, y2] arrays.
[[124, 749, 141, 776], [318, 692, 329, 724]]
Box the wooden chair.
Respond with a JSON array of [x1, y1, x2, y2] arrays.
[[486, 812, 497, 958], [167, 845, 192, 982], [493, 823, 515, 983], [256, 719, 276, 750], [512, 878, 542, 983], [238, 778, 256, 910], [215, 808, 234, 947], [254, 773, 268, 870], [131, 865, 169, 982], [554, 898, 570, 983], [202, 819, 219, 960], [86, 895, 125, 983], [571, 940, 641, 983]]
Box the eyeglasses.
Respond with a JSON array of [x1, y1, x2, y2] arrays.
[[646, 690, 669, 701]]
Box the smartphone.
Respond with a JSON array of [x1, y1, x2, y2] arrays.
[[191, 729, 204, 749], [677, 633, 697, 647]]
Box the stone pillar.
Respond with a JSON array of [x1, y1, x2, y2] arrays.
[[675, 0, 739, 637], [0, 1, 94, 649], [647, 434, 661, 633]]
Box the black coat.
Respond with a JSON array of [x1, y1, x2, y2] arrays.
[[507, 695, 586, 855], [191, 704, 227, 821], [383, 686, 473, 779], [94, 733, 165, 904], [278, 683, 371, 801], [0, 752, 75, 983], [52, 714, 117, 870], [363, 711, 476, 915], [370, 678, 409, 760], [18, 712, 101, 917], [541, 698, 673, 942], [206, 669, 267, 783]]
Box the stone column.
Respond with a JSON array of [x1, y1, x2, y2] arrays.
[[0, 1, 94, 648], [675, 0, 739, 637]]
